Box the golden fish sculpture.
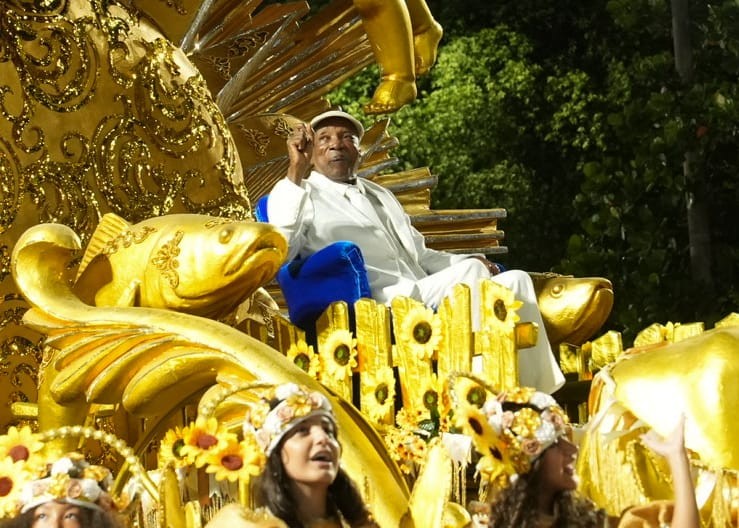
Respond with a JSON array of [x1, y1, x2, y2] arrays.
[[74, 213, 287, 320], [532, 273, 614, 347], [12, 221, 412, 528]]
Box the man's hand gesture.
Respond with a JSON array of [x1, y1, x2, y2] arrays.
[[287, 123, 313, 185]]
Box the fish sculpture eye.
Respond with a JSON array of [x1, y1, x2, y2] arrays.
[[218, 227, 234, 244]]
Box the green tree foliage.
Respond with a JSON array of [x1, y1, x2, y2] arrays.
[[331, 28, 594, 270], [328, 0, 739, 341]]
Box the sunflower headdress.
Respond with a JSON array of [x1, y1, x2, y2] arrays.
[[449, 373, 570, 492], [241, 383, 336, 456], [0, 425, 150, 520], [158, 382, 336, 490]]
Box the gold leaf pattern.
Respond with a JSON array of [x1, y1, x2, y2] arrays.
[[151, 230, 184, 289], [101, 227, 157, 256]]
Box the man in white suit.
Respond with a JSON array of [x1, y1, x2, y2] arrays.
[[268, 110, 564, 393]]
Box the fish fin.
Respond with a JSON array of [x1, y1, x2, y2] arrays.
[[76, 213, 132, 281]]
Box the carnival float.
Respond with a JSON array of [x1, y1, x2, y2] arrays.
[[0, 1, 737, 526]]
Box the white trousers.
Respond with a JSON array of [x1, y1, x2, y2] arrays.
[[416, 260, 565, 394]]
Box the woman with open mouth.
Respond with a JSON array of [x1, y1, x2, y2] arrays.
[[205, 383, 378, 528]]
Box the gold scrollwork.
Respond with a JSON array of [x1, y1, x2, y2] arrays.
[[229, 31, 269, 57], [0, 246, 11, 282], [237, 126, 270, 157], [0, 138, 23, 232], [3, 10, 98, 114], [273, 117, 292, 138]]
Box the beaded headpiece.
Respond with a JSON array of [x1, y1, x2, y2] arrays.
[[242, 383, 336, 456], [452, 376, 570, 484]]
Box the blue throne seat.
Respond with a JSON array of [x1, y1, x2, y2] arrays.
[[255, 195, 371, 331]]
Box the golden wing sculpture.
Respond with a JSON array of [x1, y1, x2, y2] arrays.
[[11, 220, 412, 528]]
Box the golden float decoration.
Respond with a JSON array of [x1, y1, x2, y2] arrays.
[[1, 0, 684, 527]]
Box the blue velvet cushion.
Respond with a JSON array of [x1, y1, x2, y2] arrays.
[[254, 195, 270, 222], [278, 241, 371, 329], [254, 195, 371, 330]]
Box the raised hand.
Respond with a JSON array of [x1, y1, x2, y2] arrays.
[[286, 123, 313, 184], [640, 414, 686, 462], [641, 414, 699, 528]]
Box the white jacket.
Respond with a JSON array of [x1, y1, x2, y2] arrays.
[[267, 171, 472, 304]]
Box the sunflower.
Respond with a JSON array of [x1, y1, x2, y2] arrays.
[[159, 426, 190, 469], [399, 306, 441, 360], [460, 379, 488, 408], [180, 417, 236, 468], [0, 426, 45, 475], [362, 366, 396, 422], [0, 458, 26, 518], [419, 373, 444, 413], [475, 450, 516, 494], [480, 281, 523, 335], [320, 329, 357, 380], [455, 403, 499, 459], [286, 339, 320, 378], [204, 435, 265, 483]]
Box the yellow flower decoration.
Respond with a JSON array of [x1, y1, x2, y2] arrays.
[[0, 458, 26, 518], [46, 473, 72, 499], [0, 426, 45, 475], [400, 306, 442, 360], [282, 392, 314, 419], [180, 417, 236, 468], [481, 281, 523, 335], [242, 400, 270, 432], [502, 386, 537, 404], [362, 366, 396, 422], [510, 407, 542, 439], [159, 426, 189, 469], [286, 339, 320, 378], [204, 435, 265, 483], [321, 329, 357, 379], [382, 428, 428, 475], [395, 407, 423, 431]]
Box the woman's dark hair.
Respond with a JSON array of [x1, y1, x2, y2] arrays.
[[255, 436, 376, 528], [0, 503, 124, 528], [487, 460, 608, 528]]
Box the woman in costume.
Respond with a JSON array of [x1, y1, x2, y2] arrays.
[[456, 385, 699, 528], [0, 448, 126, 528], [206, 383, 378, 528]]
